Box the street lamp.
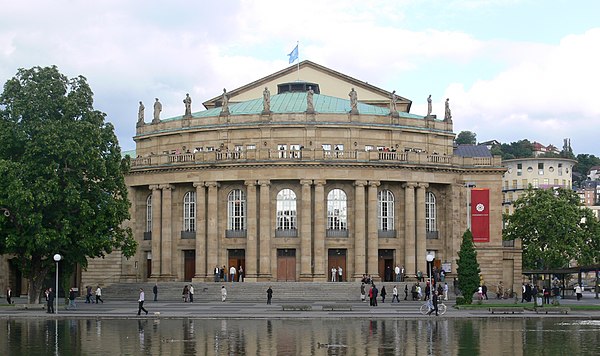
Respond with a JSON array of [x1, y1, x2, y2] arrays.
[[426, 253, 434, 291], [53, 254, 62, 314]]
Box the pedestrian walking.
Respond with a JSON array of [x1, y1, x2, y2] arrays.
[[381, 286, 387, 303], [95, 286, 104, 303], [266, 286, 273, 304], [67, 288, 77, 310], [221, 286, 227, 302], [392, 285, 400, 303], [6, 287, 13, 304], [153, 283, 158, 301], [189, 285, 194, 303], [85, 286, 94, 303], [574, 284, 583, 301], [137, 288, 148, 315], [404, 284, 408, 300], [427, 291, 439, 316]]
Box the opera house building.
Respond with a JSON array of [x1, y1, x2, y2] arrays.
[[82, 61, 521, 291]]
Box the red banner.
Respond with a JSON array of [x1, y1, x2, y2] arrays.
[[471, 188, 490, 242]]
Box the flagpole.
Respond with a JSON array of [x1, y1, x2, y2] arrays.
[[296, 41, 300, 81]]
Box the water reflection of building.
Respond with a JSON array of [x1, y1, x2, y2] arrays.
[[75, 60, 520, 293]]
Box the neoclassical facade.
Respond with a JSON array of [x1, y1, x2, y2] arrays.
[[81, 61, 521, 290]]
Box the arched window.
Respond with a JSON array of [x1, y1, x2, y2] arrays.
[[276, 189, 297, 230], [145, 195, 152, 232], [327, 189, 347, 230], [425, 191, 437, 232], [183, 191, 196, 232], [228, 189, 246, 230], [378, 190, 395, 231]]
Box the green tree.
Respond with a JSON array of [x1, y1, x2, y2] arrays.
[[455, 131, 477, 145], [456, 229, 481, 304], [495, 139, 534, 160], [0, 66, 137, 303], [503, 187, 600, 270]]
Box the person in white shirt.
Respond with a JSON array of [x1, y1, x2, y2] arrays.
[[95, 286, 103, 303], [221, 286, 227, 302], [395, 265, 401, 282], [189, 285, 194, 303], [331, 267, 337, 282], [338, 266, 343, 282], [137, 288, 148, 315], [392, 285, 399, 303], [229, 266, 236, 282], [443, 283, 449, 301]]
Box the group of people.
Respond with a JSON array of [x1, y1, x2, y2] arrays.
[[330, 266, 344, 282], [181, 284, 195, 302], [214, 265, 244, 282], [410, 281, 449, 302]]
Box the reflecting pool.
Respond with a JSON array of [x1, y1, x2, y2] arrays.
[[1, 318, 599, 355]]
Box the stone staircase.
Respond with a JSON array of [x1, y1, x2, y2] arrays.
[[100, 281, 422, 302]]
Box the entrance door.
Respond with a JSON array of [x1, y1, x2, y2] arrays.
[[277, 249, 296, 281], [378, 249, 394, 282], [146, 257, 152, 279], [184, 250, 195, 282], [228, 249, 246, 281], [328, 249, 347, 282]]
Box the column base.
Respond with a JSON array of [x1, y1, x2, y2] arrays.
[[299, 274, 314, 282]]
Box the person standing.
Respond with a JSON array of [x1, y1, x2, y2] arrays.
[[372, 284, 379, 306], [574, 284, 583, 301], [394, 265, 401, 282], [95, 286, 104, 304], [137, 288, 148, 315], [67, 288, 77, 310], [238, 266, 244, 282], [189, 285, 194, 303], [360, 283, 366, 302], [404, 284, 408, 300], [392, 285, 399, 303], [214, 265, 220, 282], [221, 266, 226, 282], [47, 288, 55, 314], [331, 266, 337, 282], [230, 266, 236, 282], [86, 285, 94, 304], [221, 286, 227, 302], [153, 283, 158, 302], [182, 285, 189, 302], [6, 287, 13, 304], [338, 266, 343, 282], [443, 282, 449, 301], [266, 286, 273, 305]]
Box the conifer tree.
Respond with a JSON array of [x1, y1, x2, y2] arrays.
[[456, 229, 481, 304]]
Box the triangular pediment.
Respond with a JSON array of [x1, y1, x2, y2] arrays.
[[202, 60, 412, 112]]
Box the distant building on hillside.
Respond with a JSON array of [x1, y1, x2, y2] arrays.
[[587, 166, 600, 181], [502, 157, 577, 214]]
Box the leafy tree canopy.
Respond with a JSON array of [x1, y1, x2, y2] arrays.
[[0, 66, 137, 303], [455, 131, 477, 145], [456, 229, 481, 304], [503, 187, 600, 270]]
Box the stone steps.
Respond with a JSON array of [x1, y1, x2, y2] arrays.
[[100, 281, 423, 302]]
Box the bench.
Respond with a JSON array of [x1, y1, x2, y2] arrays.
[[321, 304, 352, 311], [489, 307, 525, 314], [535, 307, 570, 314], [281, 305, 312, 311]]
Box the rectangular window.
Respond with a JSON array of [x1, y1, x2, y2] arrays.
[[322, 144, 331, 151], [290, 144, 302, 158], [538, 163, 544, 175], [554, 179, 559, 185], [512, 180, 517, 189], [206, 146, 214, 152], [517, 163, 522, 176], [522, 179, 527, 189], [533, 178, 539, 188], [543, 178, 549, 186], [246, 144, 256, 150], [277, 144, 287, 158], [558, 163, 563, 176]]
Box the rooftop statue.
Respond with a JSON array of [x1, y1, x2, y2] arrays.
[[349, 88, 358, 114], [390, 90, 399, 117], [220, 88, 230, 115], [262, 87, 271, 113], [137, 101, 145, 127], [306, 86, 315, 113], [152, 98, 162, 124], [427, 95, 432, 116], [444, 98, 452, 122], [183, 93, 192, 117]]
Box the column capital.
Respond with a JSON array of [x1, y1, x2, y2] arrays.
[[149, 184, 160, 191], [193, 181, 205, 188], [258, 180, 270, 187], [159, 184, 174, 191], [205, 181, 220, 188], [300, 179, 313, 186], [244, 180, 257, 187], [368, 180, 380, 188], [354, 180, 368, 187], [314, 179, 326, 187], [402, 182, 418, 189], [417, 182, 429, 189]]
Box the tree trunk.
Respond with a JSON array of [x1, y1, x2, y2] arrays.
[[27, 258, 49, 304]]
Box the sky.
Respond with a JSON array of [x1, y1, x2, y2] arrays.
[[1, 0, 599, 155]]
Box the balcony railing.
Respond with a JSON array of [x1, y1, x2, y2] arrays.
[[225, 229, 247, 238], [378, 229, 397, 238], [326, 229, 349, 238], [130, 149, 502, 169], [275, 228, 298, 237]]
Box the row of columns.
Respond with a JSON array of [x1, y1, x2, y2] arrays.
[[148, 180, 433, 281]]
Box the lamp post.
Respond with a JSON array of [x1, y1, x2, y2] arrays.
[[426, 253, 434, 291], [53, 254, 62, 314]]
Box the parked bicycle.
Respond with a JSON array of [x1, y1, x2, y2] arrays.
[[419, 297, 447, 315]]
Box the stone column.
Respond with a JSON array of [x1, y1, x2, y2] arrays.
[[193, 182, 206, 280], [244, 180, 258, 281], [353, 181, 367, 280], [367, 181, 380, 279], [258, 180, 271, 279], [205, 182, 219, 275], [159, 184, 174, 277], [313, 180, 326, 280], [416, 183, 429, 277], [300, 179, 313, 280], [403, 182, 417, 277], [149, 185, 161, 278]]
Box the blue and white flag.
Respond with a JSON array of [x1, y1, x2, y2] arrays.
[[288, 44, 298, 64]]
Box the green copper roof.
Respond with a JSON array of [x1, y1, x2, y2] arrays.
[[162, 92, 423, 122]]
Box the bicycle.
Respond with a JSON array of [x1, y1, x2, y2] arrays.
[[419, 298, 447, 315]]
